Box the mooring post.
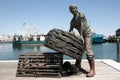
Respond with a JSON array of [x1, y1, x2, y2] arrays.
[[116, 28, 120, 62], [116, 37, 119, 62]]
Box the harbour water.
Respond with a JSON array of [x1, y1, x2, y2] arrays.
[[0, 43, 120, 62]]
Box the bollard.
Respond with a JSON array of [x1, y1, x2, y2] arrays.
[[116, 37, 120, 62]]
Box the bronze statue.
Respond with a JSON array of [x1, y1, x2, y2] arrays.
[[69, 4, 95, 77]]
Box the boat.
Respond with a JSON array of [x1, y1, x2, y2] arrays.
[[71, 30, 105, 43], [12, 34, 45, 46], [12, 23, 46, 46], [92, 34, 105, 43]]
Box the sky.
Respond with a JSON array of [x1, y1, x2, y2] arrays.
[[0, 0, 120, 36]]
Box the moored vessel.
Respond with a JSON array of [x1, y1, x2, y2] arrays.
[[12, 34, 45, 46], [92, 34, 105, 43]]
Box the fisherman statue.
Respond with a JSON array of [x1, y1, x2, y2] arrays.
[[69, 4, 95, 77]]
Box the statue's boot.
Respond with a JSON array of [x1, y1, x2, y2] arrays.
[[86, 56, 95, 77]]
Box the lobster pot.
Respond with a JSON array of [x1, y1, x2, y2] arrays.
[[16, 52, 63, 77], [44, 28, 84, 60]]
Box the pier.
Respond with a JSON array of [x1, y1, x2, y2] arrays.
[[0, 59, 120, 80]]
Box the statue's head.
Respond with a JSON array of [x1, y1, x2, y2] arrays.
[[69, 4, 77, 9], [69, 4, 78, 15]]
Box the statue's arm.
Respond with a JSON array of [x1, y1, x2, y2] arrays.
[[69, 20, 74, 32], [69, 26, 74, 32]]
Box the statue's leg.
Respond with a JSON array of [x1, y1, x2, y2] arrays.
[[86, 55, 95, 77], [75, 55, 82, 69], [84, 36, 95, 77], [69, 59, 81, 73], [75, 57, 82, 69]]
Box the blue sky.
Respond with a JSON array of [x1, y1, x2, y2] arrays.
[[0, 0, 120, 36]]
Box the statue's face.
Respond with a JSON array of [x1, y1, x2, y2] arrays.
[[69, 6, 78, 15]]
